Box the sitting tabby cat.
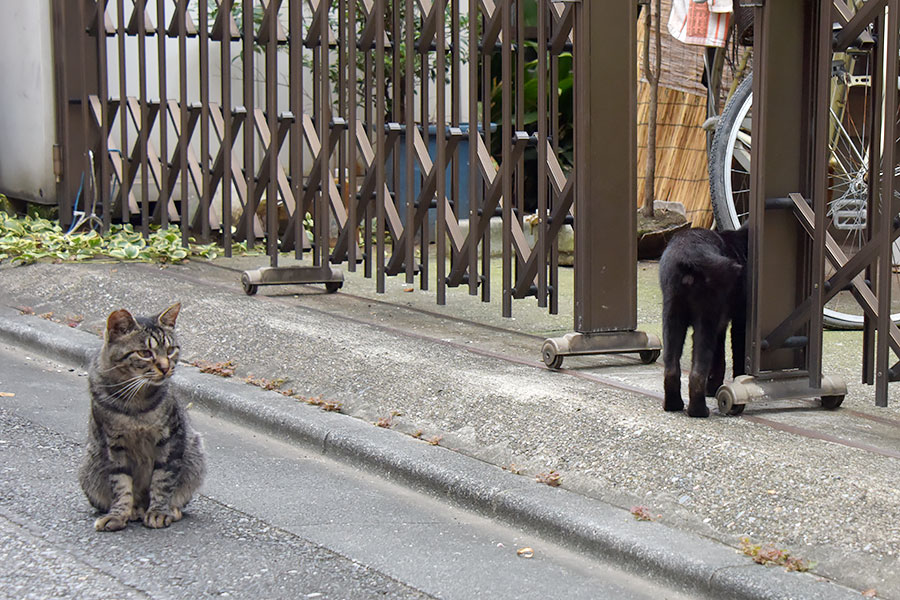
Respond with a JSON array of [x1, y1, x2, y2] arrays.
[[659, 227, 748, 417], [79, 303, 205, 531]]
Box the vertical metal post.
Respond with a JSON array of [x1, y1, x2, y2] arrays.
[[137, 0, 150, 237], [199, 0, 211, 241], [290, 0, 302, 260], [537, 0, 548, 309], [405, 0, 416, 285], [267, 0, 279, 266], [540, 0, 660, 369], [222, 0, 234, 255], [808, 0, 832, 389], [375, 0, 386, 293], [345, 0, 356, 269], [467, 0, 479, 297], [242, 0, 255, 246], [97, 0, 111, 232], [437, 0, 447, 305], [157, 0, 169, 231], [747, 0, 811, 376], [501, 0, 512, 317], [715, 0, 846, 412], [178, 0, 189, 246], [118, 0, 131, 225], [876, 1, 900, 405], [318, 0, 330, 269]]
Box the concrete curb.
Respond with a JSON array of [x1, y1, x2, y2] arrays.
[[0, 308, 860, 600]]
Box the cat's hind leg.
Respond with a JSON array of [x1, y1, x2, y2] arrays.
[[688, 322, 717, 418], [706, 328, 727, 396], [662, 300, 688, 412]]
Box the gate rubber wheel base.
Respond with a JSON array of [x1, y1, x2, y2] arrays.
[[241, 275, 258, 296], [639, 349, 660, 364], [821, 395, 844, 410]]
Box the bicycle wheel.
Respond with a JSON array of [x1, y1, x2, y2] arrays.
[[708, 63, 900, 330]]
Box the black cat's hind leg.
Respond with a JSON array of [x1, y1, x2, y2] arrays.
[[662, 300, 688, 413], [706, 328, 727, 396], [688, 323, 716, 418]]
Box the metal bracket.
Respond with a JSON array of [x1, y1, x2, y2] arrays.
[[240, 265, 344, 296], [541, 331, 662, 369]]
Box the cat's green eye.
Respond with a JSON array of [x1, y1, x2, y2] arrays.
[[167, 347, 178, 357], [136, 350, 153, 359]]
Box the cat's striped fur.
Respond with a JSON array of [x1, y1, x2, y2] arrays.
[[79, 303, 205, 531]]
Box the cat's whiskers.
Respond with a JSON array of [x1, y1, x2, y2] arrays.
[[107, 374, 152, 403], [97, 373, 148, 388]]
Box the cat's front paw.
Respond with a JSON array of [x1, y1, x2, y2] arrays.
[[143, 507, 183, 529], [95, 514, 128, 532]]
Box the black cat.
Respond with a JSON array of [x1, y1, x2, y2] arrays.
[[659, 227, 748, 417]]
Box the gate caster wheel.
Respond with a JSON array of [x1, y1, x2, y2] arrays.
[[716, 389, 745, 416], [639, 349, 660, 364], [325, 281, 342, 294], [542, 348, 563, 370], [241, 275, 258, 296], [821, 395, 844, 410]]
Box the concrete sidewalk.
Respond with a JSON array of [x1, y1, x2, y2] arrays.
[[0, 255, 897, 599]]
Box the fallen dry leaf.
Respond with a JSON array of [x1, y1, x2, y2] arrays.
[[862, 589, 878, 598], [630, 505, 657, 521], [0, 392, 15, 398], [403, 287, 414, 292], [193, 359, 237, 377], [517, 547, 534, 559], [535, 471, 562, 487]]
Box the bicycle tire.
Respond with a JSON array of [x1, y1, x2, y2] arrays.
[[709, 75, 752, 232], [707, 71, 900, 330]]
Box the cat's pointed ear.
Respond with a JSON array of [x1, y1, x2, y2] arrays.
[[106, 309, 138, 342], [157, 303, 181, 329]]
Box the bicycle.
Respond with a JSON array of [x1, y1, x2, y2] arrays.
[[706, 2, 897, 329]]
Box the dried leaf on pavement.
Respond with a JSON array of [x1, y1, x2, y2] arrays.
[[630, 505, 658, 521], [535, 471, 562, 487]]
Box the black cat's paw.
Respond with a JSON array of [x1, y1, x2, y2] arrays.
[[687, 402, 710, 418], [663, 396, 685, 412]]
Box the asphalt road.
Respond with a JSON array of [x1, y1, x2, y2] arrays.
[[0, 341, 693, 600]]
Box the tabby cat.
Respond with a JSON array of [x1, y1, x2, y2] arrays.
[[79, 303, 206, 531], [659, 227, 748, 417]]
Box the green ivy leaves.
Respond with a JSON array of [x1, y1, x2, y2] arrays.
[[0, 211, 246, 265]]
